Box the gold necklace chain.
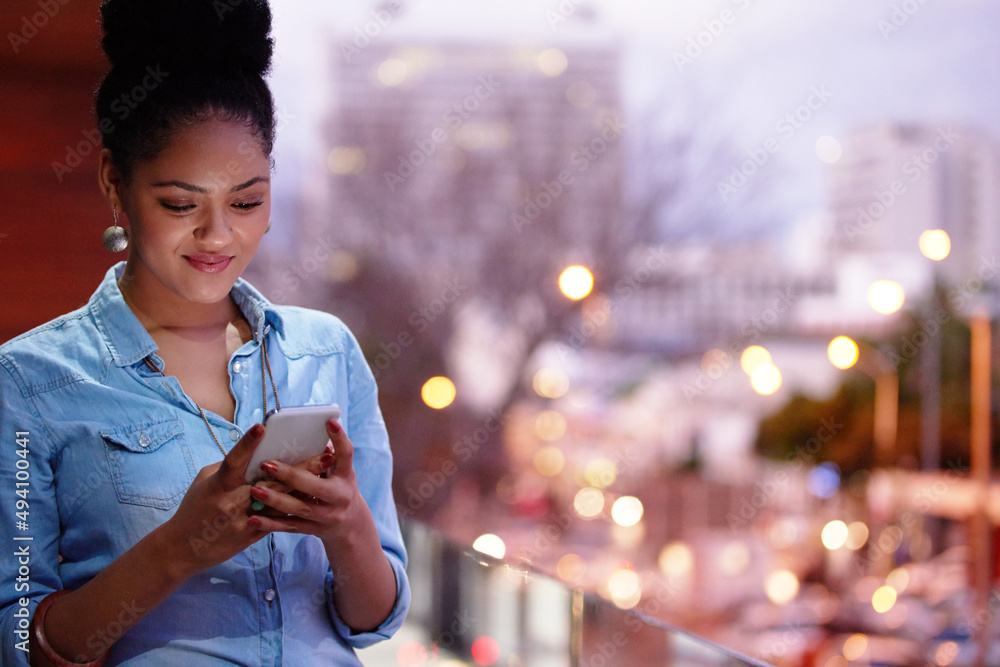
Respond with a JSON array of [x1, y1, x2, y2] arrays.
[[143, 334, 280, 457]]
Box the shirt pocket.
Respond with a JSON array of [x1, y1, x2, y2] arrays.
[[101, 419, 196, 509]]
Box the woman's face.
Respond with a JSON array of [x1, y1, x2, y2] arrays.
[[116, 117, 272, 306]]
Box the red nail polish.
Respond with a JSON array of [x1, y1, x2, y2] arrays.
[[251, 486, 268, 500], [320, 453, 334, 468], [250, 423, 265, 438], [260, 461, 278, 475], [247, 516, 261, 527], [328, 419, 342, 434]]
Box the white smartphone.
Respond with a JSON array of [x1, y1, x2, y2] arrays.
[[244, 404, 342, 484]]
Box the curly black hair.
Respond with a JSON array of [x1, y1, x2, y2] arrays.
[[94, 0, 276, 179]]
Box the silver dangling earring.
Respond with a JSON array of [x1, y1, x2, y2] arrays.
[[102, 208, 128, 253]]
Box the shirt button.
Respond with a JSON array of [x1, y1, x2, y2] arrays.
[[232, 360, 245, 374], [263, 589, 276, 602], [138, 433, 151, 448], [229, 429, 241, 441]]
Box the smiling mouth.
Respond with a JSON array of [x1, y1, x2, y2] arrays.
[[184, 255, 233, 274]]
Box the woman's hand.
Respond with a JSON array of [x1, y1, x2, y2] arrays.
[[244, 419, 368, 546], [159, 423, 273, 576], [245, 418, 398, 632]]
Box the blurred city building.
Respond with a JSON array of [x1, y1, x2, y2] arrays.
[[307, 37, 625, 307], [827, 124, 1000, 309]]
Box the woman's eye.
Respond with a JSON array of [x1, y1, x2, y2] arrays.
[[161, 202, 194, 212], [233, 201, 264, 210]]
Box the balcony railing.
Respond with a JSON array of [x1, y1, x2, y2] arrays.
[[359, 520, 773, 666]]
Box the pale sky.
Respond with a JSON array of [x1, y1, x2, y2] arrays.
[[266, 0, 1000, 242]]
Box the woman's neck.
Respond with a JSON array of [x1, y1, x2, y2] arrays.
[[117, 263, 244, 339]]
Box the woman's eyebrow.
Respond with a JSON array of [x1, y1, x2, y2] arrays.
[[151, 180, 207, 193], [231, 176, 270, 192], [150, 176, 270, 193]]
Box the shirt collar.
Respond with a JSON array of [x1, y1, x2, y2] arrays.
[[90, 262, 286, 368]]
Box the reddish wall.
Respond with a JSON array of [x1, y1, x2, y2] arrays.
[[1, 1, 114, 343]]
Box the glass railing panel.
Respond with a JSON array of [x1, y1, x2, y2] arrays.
[[358, 520, 771, 666]]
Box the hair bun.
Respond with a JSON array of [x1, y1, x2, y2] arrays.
[[100, 0, 273, 78]]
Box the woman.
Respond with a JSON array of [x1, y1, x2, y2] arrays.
[[0, 1, 409, 664]]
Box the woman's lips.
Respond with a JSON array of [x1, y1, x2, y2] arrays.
[[184, 254, 233, 274]]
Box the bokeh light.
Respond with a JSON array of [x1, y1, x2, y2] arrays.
[[842, 634, 868, 661], [764, 569, 799, 605], [472, 534, 506, 560], [533, 367, 570, 399], [827, 336, 859, 369], [573, 487, 605, 519], [845, 521, 870, 550], [533, 446, 565, 476], [718, 541, 751, 576], [701, 348, 731, 376], [537, 48, 569, 76], [658, 542, 694, 577], [556, 553, 586, 583], [740, 345, 771, 375], [868, 280, 905, 314], [471, 636, 501, 666], [751, 363, 782, 395], [583, 457, 618, 488], [935, 641, 959, 666], [535, 410, 567, 441], [611, 496, 644, 527], [808, 462, 841, 498], [919, 229, 951, 261], [887, 566, 910, 593], [872, 585, 897, 613], [376, 58, 408, 86], [326, 146, 366, 175], [821, 520, 848, 550], [421, 376, 456, 409], [559, 265, 594, 300], [608, 568, 642, 609], [396, 641, 430, 667]]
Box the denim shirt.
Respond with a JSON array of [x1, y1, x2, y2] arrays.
[[0, 262, 410, 666]]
